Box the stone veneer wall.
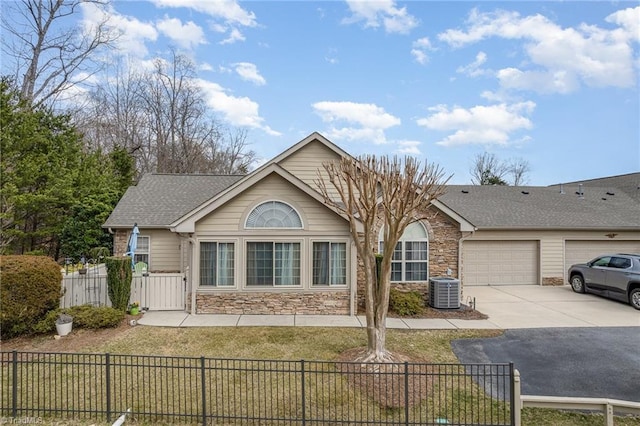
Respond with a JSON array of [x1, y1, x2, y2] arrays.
[[542, 277, 564, 286], [114, 229, 129, 257], [356, 206, 462, 309], [196, 291, 350, 315]]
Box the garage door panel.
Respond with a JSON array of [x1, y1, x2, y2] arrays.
[[463, 241, 538, 286], [565, 241, 640, 273]]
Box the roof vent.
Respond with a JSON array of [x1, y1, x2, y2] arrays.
[[577, 184, 584, 198], [559, 184, 565, 194], [602, 197, 607, 200], [521, 191, 529, 195], [461, 190, 469, 194], [606, 191, 615, 196]]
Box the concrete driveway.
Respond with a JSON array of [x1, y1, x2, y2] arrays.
[[463, 285, 640, 328]]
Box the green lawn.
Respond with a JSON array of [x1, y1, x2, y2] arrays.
[[3, 326, 639, 425]]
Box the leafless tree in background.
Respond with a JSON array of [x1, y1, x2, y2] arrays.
[[1, 0, 117, 107], [77, 51, 256, 176], [470, 152, 531, 186]]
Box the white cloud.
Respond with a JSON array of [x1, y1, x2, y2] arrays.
[[232, 62, 266, 85], [156, 16, 206, 49], [312, 101, 400, 144], [220, 28, 246, 45], [196, 79, 280, 136], [151, 0, 257, 27], [411, 37, 433, 64], [82, 2, 157, 57], [199, 62, 213, 72], [456, 51, 489, 77], [417, 102, 535, 147], [343, 0, 418, 34], [152, 0, 255, 45], [438, 7, 638, 92], [396, 140, 422, 155]]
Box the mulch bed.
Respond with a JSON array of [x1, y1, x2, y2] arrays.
[[335, 347, 434, 409], [365, 303, 488, 320]]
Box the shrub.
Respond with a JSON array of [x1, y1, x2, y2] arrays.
[[33, 305, 124, 334], [389, 288, 425, 317], [0, 255, 62, 338], [105, 256, 132, 312]]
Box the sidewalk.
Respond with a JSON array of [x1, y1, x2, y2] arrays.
[[137, 311, 499, 330], [137, 285, 639, 330]]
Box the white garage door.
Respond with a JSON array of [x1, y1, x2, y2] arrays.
[[463, 241, 538, 286], [564, 240, 640, 273]]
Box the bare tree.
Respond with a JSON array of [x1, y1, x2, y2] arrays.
[[508, 157, 531, 186], [470, 153, 508, 185], [1, 0, 117, 107], [77, 51, 255, 176], [316, 156, 448, 362]]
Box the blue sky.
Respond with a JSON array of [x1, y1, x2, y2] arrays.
[[4, 1, 639, 185]]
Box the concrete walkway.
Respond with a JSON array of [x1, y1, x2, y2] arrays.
[[137, 285, 639, 330]]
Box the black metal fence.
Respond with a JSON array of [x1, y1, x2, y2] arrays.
[[1, 351, 515, 425]]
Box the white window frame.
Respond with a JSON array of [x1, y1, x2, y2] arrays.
[[245, 240, 303, 287], [311, 240, 348, 287], [199, 241, 236, 288], [245, 200, 303, 229], [134, 235, 150, 267], [379, 222, 429, 283]]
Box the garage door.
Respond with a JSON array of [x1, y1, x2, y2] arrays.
[[463, 241, 538, 286], [564, 240, 640, 273]]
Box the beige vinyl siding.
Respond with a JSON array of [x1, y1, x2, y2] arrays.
[[279, 139, 341, 188], [144, 229, 182, 272], [196, 173, 349, 234]]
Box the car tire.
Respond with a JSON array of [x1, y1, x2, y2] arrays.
[[630, 288, 640, 310], [570, 275, 585, 293]]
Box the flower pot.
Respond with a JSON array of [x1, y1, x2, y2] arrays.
[[130, 307, 139, 315], [78, 268, 87, 275], [56, 321, 73, 336]]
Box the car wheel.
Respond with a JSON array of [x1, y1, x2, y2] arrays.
[[630, 288, 640, 310], [570, 275, 585, 293]]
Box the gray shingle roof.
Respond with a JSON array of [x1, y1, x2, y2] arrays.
[[105, 171, 639, 231], [103, 174, 243, 228], [439, 182, 640, 229], [548, 172, 640, 202]]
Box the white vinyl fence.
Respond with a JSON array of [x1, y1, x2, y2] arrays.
[[61, 265, 185, 311]]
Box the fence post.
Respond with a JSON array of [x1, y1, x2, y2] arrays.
[[106, 353, 111, 422], [12, 350, 18, 418], [404, 362, 409, 426], [512, 367, 521, 426], [301, 360, 306, 426], [201, 356, 206, 426]]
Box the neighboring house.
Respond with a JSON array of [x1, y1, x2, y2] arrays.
[[103, 132, 640, 314]]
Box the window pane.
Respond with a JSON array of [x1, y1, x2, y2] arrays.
[[331, 243, 347, 285], [136, 236, 149, 251], [405, 241, 427, 261], [247, 242, 273, 285], [314, 242, 347, 285], [246, 201, 302, 228], [393, 242, 402, 261], [133, 254, 149, 265], [218, 243, 234, 286], [200, 242, 217, 286], [391, 262, 402, 282], [406, 262, 428, 281], [313, 242, 330, 285], [275, 243, 300, 285]]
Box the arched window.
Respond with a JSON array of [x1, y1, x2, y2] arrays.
[[245, 201, 303, 228], [379, 221, 429, 282]]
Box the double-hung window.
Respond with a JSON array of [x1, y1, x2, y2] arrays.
[[200, 242, 235, 286], [379, 222, 428, 282], [246, 242, 300, 286], [134, 236, 150, 265], [313, 242, 346, 285]]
